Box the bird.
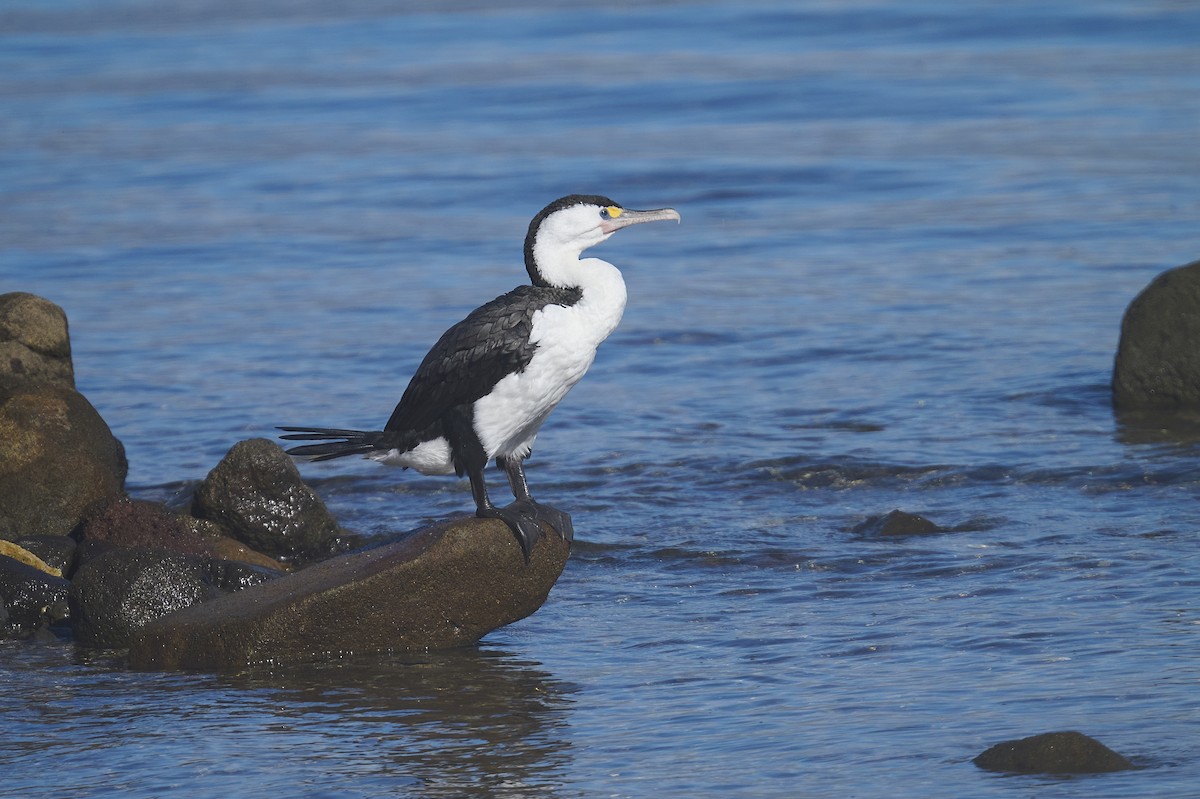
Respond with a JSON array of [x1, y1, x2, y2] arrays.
[[280, 194, 680, 561]]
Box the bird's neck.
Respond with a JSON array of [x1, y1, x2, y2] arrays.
[[572, 257, 628, 344], [535, 245, 628, 344]]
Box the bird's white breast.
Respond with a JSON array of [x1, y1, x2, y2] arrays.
[[474, 261, 627, 459]]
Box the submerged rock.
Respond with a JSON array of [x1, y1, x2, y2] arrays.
[[0, 383, 127, 537], [0, 292, 74, 391], [851, 509, 946, 537], [973, 731, 1134, 774], [1113, 258, 1200, 410], [128, 515, 570, 670], [191, 438, 349, 565]]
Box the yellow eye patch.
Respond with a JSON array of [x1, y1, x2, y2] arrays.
[[605, 206, 623, 218]]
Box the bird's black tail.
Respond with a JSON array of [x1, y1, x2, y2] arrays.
[[277, 427, 386, 461]]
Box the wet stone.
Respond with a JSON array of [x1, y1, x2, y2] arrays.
[[191, 438, 350, 565], [70, 548, 221, 648]]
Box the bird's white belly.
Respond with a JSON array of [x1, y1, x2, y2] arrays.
[[368, 436, 456, 475], [473, 309, 599, 459]]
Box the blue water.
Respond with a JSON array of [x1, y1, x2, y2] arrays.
[[4, 1, 1200, 796]]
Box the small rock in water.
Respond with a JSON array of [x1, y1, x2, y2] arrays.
[[191, 438, 352, 565], [973, 730, 1135, 774], [128, 515, 570, 670], [1113, 258, 1200, 410], [851, 509, 946, 537]]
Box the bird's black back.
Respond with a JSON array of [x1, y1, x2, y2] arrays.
[[384, 284, 583, 434]]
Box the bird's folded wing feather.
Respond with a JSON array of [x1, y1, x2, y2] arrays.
[[384, 285, 579, 433]]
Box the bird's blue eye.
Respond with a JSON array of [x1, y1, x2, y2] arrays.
[[599, 208, 610, 219]]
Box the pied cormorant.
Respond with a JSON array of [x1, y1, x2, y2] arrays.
[[280, 194, 680, 560]]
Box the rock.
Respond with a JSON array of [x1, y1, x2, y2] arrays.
[[851, 509, 946, 537], [1113, 259, 1200, 410], [973, 731, 1134, 774], [0, 384, 127, 537], [128, 515, 571, 671], [0, 554, 71, 639], [76, 497, 212, 557], [179, 516, 292, 572], [191, 439, 349, 565], [70, 548, 221, 648], [0, 292, 74, 391], [203, 560, 285, 593]]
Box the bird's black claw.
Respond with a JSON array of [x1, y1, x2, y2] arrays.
[[478, 505, 544, 562], [477, 501, 573, 561]]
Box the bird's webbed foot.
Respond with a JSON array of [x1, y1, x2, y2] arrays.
[[511, 499, 574, 544], [477, 504, 544, 562], [476, 501, 573, 562]]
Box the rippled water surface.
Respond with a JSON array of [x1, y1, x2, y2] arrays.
[[3, 1, 1200, 797]]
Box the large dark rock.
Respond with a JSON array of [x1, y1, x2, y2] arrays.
[[973, 731, 1134, 774], [0, 292, 74, 391], [128, 516, 570, 671], [70, 548, 222, 648], [191, 438, 347, 565], [0, 384, 127, 538], [1, 554, 70, 639], [1113, 259, 1200, 410]]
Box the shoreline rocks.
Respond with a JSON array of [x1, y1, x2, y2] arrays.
[[1, 292, 572, 655]]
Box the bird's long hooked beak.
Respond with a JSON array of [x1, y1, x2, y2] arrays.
[[600, 206, 681, 234]]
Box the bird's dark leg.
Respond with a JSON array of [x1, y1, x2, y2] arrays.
[[444, 407, 542, 561], [497, 455, 574, 544]]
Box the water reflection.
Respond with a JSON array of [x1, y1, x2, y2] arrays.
[[222, 647, 578, 798], [1114, 407, 1200, 447]]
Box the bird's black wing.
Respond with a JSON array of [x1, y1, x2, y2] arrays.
[[384, 285, 582, 433]]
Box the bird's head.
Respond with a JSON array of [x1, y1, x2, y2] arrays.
[[524, 195, 680, 287]]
